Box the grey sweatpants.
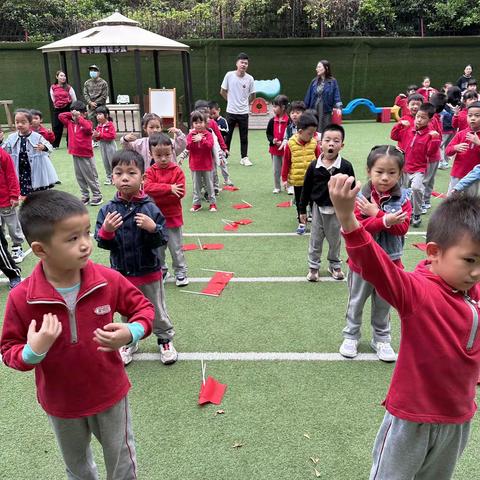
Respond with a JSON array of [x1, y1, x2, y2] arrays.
[[343, 270, 391, 343], [48, 396, 137, 480], [0, 206, 24, 247], [99, 140, 117, 181], [271, 154, 283, 190], [72, 156, 102, 200], [370, 411, 470, 480], [441, 133, 454, 163], [159, 226, 187, 279], [402, 172, 424, 216], [192, 170, 215, 205], [423, 161, 439, 205], [308, 206, 342, 270]]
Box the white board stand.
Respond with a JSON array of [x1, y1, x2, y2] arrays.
[[149, 88, 176, 128]]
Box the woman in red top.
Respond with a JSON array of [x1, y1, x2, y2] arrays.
[[49, 70, 77, 148]]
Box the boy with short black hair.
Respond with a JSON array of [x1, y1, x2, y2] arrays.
[[96, 150, 178, 365], [0, 189, 154, 478], [394, 84, 418, 117], [208, 101, 229, 143], [329, 175, 480, 480], [391, 102, 441, 227], [299, 123, 354, 281], [30, 109, 55, 144]]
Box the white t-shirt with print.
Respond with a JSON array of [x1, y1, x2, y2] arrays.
[[221, 71, 255, 115]]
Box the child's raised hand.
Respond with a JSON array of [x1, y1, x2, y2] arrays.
[[124, 132, 137, 142], [103, 211, 123, 232], [455, 142, 469, 153], [171, 183, 184, 197], [93, 323, 133, 352], [92, 130, 100, 140], [466, 132, 480, 146], [356, 196, 380, 217], [193, 133, 203, 143], [328, 174, 361, 233], [71, 110, 80, 119], [34, 143, 46, 152], [385, 210, 408, 227], [27, 313, 62, 355], [10, 198, 19, 207], [168, 127, 181, 135], [400, 120, 410, 127], [429, 131, 439, 137], [135, 213, 156, 233]]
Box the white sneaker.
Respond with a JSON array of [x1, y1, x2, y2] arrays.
[[272, 188, 281, 194], [287, 186, 294, 195], [339, 339, 358, 358], [11, 247, 25, 264], [306, 268, 319, 282], [370, 340, 397, 362], [240, 156, 253, 166], [175, 276, 189, 287], [120, 343, 139, 366], [159, 341, 178, 364]]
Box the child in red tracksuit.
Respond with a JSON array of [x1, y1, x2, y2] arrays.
[[452, 90, 478, 132], [266, 94, 289, 194], [144, 132, 188, 287], [30, 109, 55, 144], [0, 189, 154, 479], [59, 100, 103, 206], [186, 111, 216, 212], [446, 102, 480, 193], [92, 106, 117, 185], [393, 85, 417, 117], [329, 175, 480, 480], [390, 103, 440, 227], [394, 93, 424, 151]]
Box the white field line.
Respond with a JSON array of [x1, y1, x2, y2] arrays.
[[135, 352, 380, 361], [165, 276, 343, 283], [184, 232, 427, 237]]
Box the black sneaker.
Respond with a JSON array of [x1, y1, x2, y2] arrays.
[[412, 214, 422, 227], [81, 197, 90, 205], [90, 197, 103, 206]]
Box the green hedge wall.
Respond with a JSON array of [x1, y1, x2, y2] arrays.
[[1, 37, 479, 124]]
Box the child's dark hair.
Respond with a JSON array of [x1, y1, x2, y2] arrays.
[[71, 100, 87, 112], [426, 195, 480, 250], [304, 108, 319, 122], [208, 101, 220, 110], [194, 99, 210, 111], [463, 90, 479, 102], [237, 52, 249, 61], [430, 92, 447, 114], [367, 145, 404, 171], [289, 101, 306, 113], [191, 110, 207, 123], [95, 105, 112, 121], [273, 95, 289, 109], [149, 132, 173, 150], [111, 150, 145, 173], [407, 93, 424, 104], [418, 102, 435, 119], [141, 113, 162, 130], [407, 84, 418, 92], [467, 101, 480, 110], [447, 86, 462, 106], [468, 78, 477, 86], [19, 190, 87, 244], [30, 109, 43, 120], [297, 113, 318, 131], [322, 123, 345, 141], [14, 108, 33, 122]]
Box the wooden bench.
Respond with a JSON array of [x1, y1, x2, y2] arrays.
[[0, 100, 14, 131]]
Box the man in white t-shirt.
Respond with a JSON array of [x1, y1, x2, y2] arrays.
[[220, 53, 256, 166]]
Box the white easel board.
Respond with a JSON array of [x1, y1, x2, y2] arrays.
[[149, 88, 176, 128]]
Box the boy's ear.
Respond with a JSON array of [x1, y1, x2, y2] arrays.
[[30, 241, 48, 260], [426, 242, 442, 261]]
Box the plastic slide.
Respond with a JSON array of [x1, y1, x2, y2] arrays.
[[253, 79, 281, 100]]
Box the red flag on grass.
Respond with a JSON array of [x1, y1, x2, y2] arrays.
[[232, 203, 252, 209], [222, 185, 239, 191], [183, 244, 199, 251], [276, 201, 292, 208], [412, 243, 427, 251], [234, 219, 252, 225], [224, 223, 239, 231], [198, 361, 227, 405], [202, 271, 234, 296], [201, 244, 224, 250], [432, 191, 447, 199]]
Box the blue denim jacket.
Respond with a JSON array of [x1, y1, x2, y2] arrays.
[[361, 183, 410, 261], [304, 77, 342, 113], [95, 193, 168, 277], [454, 164, 480, 192]]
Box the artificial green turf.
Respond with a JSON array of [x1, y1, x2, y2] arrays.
[[1, 122, 478, 480]]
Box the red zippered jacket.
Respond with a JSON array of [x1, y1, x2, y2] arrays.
[[59, 112, 94, 158], [344, 225, 480, 424], [32, 124, 55, 144], [95, 120, 116, 141], [0, 149, 20, 208], [390, 124, 440, 173], [452, 109, 468, 131], [0, 260, 154, 419], [446, 128, 480, 179], [144, 162, 186, 228], [393, 115, 415, 151], [186, 130, 214, 171], [208, 119, 227, 151], [267, 114, 289, 156]]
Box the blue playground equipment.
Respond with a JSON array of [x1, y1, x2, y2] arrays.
[[342, 98, 383, 115], [253, 79, 281, 100]]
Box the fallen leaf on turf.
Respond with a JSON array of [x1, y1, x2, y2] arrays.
[[215, 409, 225, 416], [232, 442, 244, 448], [310, 457, 319, 464], [314, 467, 321, 477], [304, 433, 311, 439]]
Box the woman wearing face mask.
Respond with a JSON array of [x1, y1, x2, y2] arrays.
[[83, 65, 109, 128], [49, 70, 77, 148]]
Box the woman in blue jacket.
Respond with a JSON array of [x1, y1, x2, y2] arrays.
[[304, 60, 342, 134]]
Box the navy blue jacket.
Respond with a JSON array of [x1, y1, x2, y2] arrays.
[[304, 77, 342, 113], [95, 193, 168, 277]]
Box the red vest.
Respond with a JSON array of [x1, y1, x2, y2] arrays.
[[51, 83, 72, 108]]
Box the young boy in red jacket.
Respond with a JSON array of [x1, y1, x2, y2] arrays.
[[30, 109, 55, 144], [390, 102, 440, 227], [446, 101, 480, 194], [144, 132, 189, 287], [0, 189, 154, 479], [59, 100, 103, 206], [394, 93, 424, 151], [329, 174, 480, 480]]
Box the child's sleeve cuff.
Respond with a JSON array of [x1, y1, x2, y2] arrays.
[[341, 224, 370, 247], [126, 322, 146, 345], [22, 344, 47, 364]]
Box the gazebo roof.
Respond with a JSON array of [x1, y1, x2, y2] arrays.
[[38, 12, 189, 53]]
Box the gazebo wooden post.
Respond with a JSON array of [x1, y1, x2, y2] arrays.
[[153, 50, 160, 88], [134, 49, 144, 118], [42, 53, 55, 124], [181, 51, 193, 119], [105, 53, 115, 102], [60, 51, 68, 77], [71, 50, 82, 102]]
